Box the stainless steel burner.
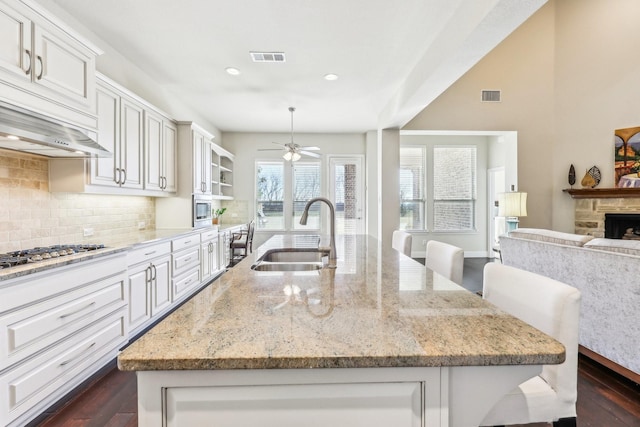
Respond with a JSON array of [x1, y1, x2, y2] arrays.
[[0, 244, 105, 269]]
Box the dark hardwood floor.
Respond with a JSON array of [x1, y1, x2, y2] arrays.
[[34, 258, 640, 427]]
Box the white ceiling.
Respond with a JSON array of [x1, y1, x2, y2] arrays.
[[39, 0, 546, 133]]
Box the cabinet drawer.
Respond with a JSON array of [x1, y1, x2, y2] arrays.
[[0, 274, 126, 371], [0, 309, 126, 426], [128, 241, 171, 266], [200, 229, 218, 242], [172, 247, 200, 276], [172, 234, 199, 252], [173, 268, 200, 301]]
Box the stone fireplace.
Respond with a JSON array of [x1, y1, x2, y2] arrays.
[[572, 192, 640, 237]]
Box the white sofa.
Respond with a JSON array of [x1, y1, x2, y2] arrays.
[[499, 228, 640, 380]]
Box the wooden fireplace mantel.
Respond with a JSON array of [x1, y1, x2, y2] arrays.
[[563, 188, 640, 199]]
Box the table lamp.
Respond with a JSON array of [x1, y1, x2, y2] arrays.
[[498, 191, 527, 233]]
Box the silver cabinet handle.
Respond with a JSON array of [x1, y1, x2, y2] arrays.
[[121, 168, 127, 185], [24, 49, 32, 75], [114, 167, 121, 184], [151, 264, 157, 281], [59, 302, 96, 319], [144, 250, 157, 256], [60, 342, 96, 366], [145, 265, 151, 284], [36, 55, 43, 80]]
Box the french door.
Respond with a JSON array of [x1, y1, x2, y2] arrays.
[[328, 156, 365, 236]]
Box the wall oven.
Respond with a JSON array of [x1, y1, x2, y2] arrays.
[[193, 194, 213, 228]]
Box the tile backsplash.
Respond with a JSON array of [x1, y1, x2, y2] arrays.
[[0, 150, 155, 253]]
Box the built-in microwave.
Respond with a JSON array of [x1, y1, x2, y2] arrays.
[[193, 194, 213, 228]]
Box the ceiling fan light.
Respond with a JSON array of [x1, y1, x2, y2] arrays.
[[283, 151, 293, 161], [291, 152, 301, 162]]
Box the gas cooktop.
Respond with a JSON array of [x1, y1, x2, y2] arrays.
[[0, 244, 106, 269]]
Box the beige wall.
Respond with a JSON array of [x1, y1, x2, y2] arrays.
[[404, 1, 555, 229], [405, 0, 640, 232], [0, 150, 155, 253]]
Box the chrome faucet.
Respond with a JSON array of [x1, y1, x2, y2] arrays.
[[300, 197, 337, 268]]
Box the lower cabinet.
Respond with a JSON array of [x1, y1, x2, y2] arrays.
[[171, 235, 201, 302], [0, 253, 127, 427], [201, 229, 220, 283], [126, 241, 172, 335]]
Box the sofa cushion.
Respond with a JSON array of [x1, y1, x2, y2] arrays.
[[508, 228, 594, 247], [584, 238, 640, 256]]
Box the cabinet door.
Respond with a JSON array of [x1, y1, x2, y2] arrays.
[[163, 120, 178, 193], [90, 84, 120, 187], [120, 96, 144, 189], [201, 240, 218, 281], [127, 263, 151, 331], [0, 4, 32, 83], [32, 22, 95, 109], [193, 130, 205, 194], [144, 110, 163, 192], [151, 255, 172, 316]]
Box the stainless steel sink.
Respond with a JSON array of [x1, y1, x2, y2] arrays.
[[251, 248, 329, 271], [259, 249, 329, 263], [251, 262, 323, 271]]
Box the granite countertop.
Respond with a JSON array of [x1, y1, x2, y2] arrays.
[[0, 227, 207, 281], [118, 234, 565, 371]]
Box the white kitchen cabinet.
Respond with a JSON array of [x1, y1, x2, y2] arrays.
[[171, 234, 201, 302], [90, 86, 144, 190], [200, 228, 220, 283], [0, 0, 100, 129], [51, 74, 175, 196], [192, 126, 212, 195], [0, 252, 127, 427], [145, 109, 177, 193], [127, 241, 172, 335]]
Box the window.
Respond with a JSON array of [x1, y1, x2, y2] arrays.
[[256, 160, 321, 231], [399, 145, 477, 232], [399, 146, 426, 230], [292, 162, 321, 229], [433, 146, 476, 231], [256, 162, 284, 230]]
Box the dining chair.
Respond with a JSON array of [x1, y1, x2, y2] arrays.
[[480, 263, 581, 427], [230, 220, 255, 261], [392, 230, 412, 257], [425, 240, 464, 285]]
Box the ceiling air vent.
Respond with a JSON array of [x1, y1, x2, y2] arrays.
[[481, 90, 501, 102], [250, 51, 286, 63]]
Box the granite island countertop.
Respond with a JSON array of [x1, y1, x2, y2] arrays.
[[118, 234, 565, 371]]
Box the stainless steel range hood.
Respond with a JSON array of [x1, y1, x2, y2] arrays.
[[0, 102, 112, 158]]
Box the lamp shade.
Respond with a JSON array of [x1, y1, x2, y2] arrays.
[[498, 192, 527, 217]]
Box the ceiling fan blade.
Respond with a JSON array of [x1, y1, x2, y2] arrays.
[[300, 150, 321, 158], [299, 146, 320, 151]]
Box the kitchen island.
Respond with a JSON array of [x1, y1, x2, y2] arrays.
[[118, 235, 564, 427]]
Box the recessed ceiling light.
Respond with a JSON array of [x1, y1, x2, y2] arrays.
[[225, 67, 240, 76], [324, 73, 338, 81]]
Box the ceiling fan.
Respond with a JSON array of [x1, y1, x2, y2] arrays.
[[259, 107, 321, 161]]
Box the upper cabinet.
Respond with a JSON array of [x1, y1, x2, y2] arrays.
[[191, 125, 213, 195], [50, 74, 178, 196], [88, 78, 144, 190], [145, 110, 177, 193], [0, 0, 101, 129]]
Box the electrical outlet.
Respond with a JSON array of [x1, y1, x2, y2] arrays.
[[83, 228, 94, 237], [138, 221, 146, 230], [422, 239, 427, 246], [231, 213, 238, 218]]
